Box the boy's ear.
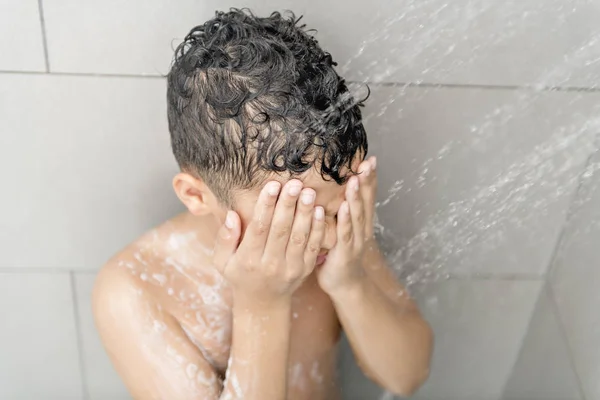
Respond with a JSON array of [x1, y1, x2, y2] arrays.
[[172, 172, 219, 216]]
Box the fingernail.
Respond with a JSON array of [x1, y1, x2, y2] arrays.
[[225, 211, 235, 229], [352, 178, 360, 191], [315, 206, 324, 220], [301, 190, 315, 205], [267, 181, 281, 196], [288, 183, 302, 196], [371, 157, 377, 171]]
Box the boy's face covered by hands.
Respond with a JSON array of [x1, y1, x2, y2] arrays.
[[217, 155, 378, 298]]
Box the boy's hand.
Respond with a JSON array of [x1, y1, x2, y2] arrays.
[[317, 157, 378, 295], [212, 180, 325, 305]]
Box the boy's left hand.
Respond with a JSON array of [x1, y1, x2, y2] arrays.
[[317, 156, 378, 295]]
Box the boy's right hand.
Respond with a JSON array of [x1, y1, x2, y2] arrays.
[[212, 179, 325, 305]]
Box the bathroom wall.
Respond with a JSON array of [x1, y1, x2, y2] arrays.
[[1, 1, 599, 399]]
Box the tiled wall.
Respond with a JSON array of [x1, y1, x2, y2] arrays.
[[1, 1, 599, 399]]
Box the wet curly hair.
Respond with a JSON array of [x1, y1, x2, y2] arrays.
[[167, 8, 369, 206]]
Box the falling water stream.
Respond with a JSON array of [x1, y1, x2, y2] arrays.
[[330, 1, 600, 398]]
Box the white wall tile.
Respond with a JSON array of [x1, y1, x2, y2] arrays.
[[339, 279, 542, 400], [0, 74, 183, 269], [365, 85, 598, 277], [43, 0, 290, 75], [414, 279, 542, 400], [503, 286, 582, 400], [0, 272, 83, 399], [42, 0, 600, 88], [0, 0, 46, 71], [551, 145, 600, 400], [75, 273, 131, 400], [333, 0, 600, 89]]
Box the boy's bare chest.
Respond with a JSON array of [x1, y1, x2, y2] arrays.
[[169, 272, 341, 396]]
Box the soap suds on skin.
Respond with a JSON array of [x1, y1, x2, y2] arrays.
[[310, 361, 324, 384], [153, 320, 167, 333], [152, 273, 167, 286], [167, 232, 214, 257], [196, 368, 217, 387], [186, 363, 198, 379], [166, 346, 185, 365], [181, 325, 219, 368], [290, 362, 306, 390], [133, 252, 148, 266], [230, 372, 243, 397], [222, 356, 244, 399]]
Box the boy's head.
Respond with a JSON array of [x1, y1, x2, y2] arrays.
[[167, 8, 369, 246]]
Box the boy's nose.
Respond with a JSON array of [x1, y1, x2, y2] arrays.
[[321, 219, 337, 251]]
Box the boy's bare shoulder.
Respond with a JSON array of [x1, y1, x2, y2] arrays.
[[93, 213, 189, 311], [93, 211, 219, 319]]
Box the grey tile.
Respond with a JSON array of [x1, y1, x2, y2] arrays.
[[42, 1, 600, 88], [334, 0, 600, 89], [551, 145, 600, 400], [365, 84, 599, 277], [0, 0, 46, 71], [75, 273, 132, 400], [412, 279, 543, 400], [502, 286, 582, 400], [0, 272, 83, 399], [339, 279, 542, 400], [0, 74, 183, 269], [43, 0, 289, 75]]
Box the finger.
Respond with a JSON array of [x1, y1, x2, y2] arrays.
[[346, 176, 365, 245], [286, 188, 316, 262], [359, 157, 377, 237], [212, 210, 242, 274], [359, 156, 377, 192], [336, 201, 353, 251], [304, 206, 325, 268], [240, 181, 281, 252], [264, 179, 303, 256]]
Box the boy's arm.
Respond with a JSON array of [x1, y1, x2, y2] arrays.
[[318, 157, 433, 397], [330, 242, 433, 397], [93, 266, 293, 400]]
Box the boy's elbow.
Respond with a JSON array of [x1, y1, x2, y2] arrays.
[[386, 368, 430, 398], [388, 322, 434, 397]]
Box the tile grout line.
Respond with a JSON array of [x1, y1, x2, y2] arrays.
[[498, 282, 547, 398], [545, 133, 600, 280], [540, 133, 600, 400], [0, 68, 599, 94], [0, 69, 164, 79], [70, 271, 90, 400], [357, 80, 600, 93], [0, 267, 91, 273], [546, 281, 588, 400], [36, 0, 51, 72]]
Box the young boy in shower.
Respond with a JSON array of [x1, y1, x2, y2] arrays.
[[93, 9, 432, 400]]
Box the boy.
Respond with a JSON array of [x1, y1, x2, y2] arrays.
[[93, 9, 432, 400]]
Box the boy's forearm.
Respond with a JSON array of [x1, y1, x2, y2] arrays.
[[330, 277, 433, 396], [221, 297, 292, 400]]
